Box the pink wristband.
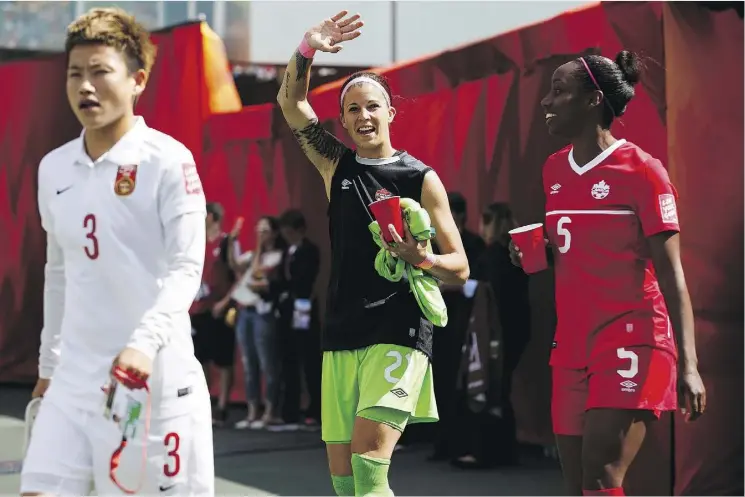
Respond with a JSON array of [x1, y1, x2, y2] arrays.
[[416, 253, 437, 270], [298, 37, 316, 59]]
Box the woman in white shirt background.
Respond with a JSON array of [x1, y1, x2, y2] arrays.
[[229, 215, 287, 429]]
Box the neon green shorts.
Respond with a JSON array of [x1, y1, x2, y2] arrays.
[[321, 344, 439, 443]]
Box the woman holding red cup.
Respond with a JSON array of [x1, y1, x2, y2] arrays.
[[511, 51, 705, 496], [276, 11, 469, 497]]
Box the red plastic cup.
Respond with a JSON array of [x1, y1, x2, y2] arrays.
[[509, 223, 548, 274], [369, 196, 403, 243]]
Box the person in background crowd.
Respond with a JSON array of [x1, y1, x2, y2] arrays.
[[425, 191, 485, 461], [229, 215, 286, 429], [275, 208, 322, 430], [191, 201, 237, 427], [451, 202, 531, 469], [277, 10, 469, 496], [447, 192, 487, 264], [513, 50, 706, 495]]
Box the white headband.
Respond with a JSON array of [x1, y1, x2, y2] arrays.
[[340, 76, 391, 107]]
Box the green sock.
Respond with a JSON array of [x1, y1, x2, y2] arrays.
[[331, 474, 355, 496], [351, 453, 394, 497]]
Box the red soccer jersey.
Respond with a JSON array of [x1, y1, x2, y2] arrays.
[[190, 233, 234, 315], [543, 139, 679, 369]]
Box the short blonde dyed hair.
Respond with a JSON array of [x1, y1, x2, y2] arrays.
[[65, 8, 157, 74]]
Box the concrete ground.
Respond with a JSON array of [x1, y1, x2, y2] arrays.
[[0, 384, 562, 495]]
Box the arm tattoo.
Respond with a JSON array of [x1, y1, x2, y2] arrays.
[[284, 70, 289, 99], [294, 51, 312, 82], [291, 119, 346, 162]]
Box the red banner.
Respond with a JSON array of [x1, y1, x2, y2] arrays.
[[0, 55, 80, 382], [663, 4, 744, 495]]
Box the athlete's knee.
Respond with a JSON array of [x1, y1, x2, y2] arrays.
[[348, 413, 402, 496], [351, 409, 405, 458]]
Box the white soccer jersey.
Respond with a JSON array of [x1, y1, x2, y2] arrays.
[[37, 117, 208, 417]]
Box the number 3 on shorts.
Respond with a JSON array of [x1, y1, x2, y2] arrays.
[[383, 350, 412, 384], [163, 432, 181, 477]]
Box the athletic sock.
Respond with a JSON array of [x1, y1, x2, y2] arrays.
[[583, 488, 625, 496], [351, 453, 394, 496], [331, 474, 355, 496]]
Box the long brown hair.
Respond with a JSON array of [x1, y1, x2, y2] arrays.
[[481, 202, 517, 246]]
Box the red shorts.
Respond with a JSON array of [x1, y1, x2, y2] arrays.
[[551, 346, 677, 436]]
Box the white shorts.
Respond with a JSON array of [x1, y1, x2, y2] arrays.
[[21, 394, 214, 496]]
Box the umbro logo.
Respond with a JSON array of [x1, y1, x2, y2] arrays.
[[56, 185, 73, 195], [550, 183, 561, 195], [390, 388, 408, 398], [620, 380, 637, 392], [341, 179, 352, 190]]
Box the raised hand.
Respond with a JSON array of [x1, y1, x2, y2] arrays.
[[230, 216, 244, 238], [305, 11, 364, 53]]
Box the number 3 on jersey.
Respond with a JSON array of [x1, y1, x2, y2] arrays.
[[556, 216, 571, 254], [83, 213, 99, 260]]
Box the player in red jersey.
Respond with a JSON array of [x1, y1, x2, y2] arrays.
[[190, 202, 236, 425], [511, 51, 706, 495]]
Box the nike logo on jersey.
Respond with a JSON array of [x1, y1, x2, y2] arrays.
[[159, 484, 176, 492], [56, 185, 73, 195]]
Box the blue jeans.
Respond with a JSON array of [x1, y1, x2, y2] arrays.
[[235, 307, 279, 406]]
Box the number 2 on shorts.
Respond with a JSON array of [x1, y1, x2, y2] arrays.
[[383, 350, 412, 384]]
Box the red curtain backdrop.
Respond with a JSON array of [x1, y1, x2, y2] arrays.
[[136, 22, 242, 171], [0, 3, 740, 495], [663, 4, 744, 495], [0, 55, 80, 383]]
